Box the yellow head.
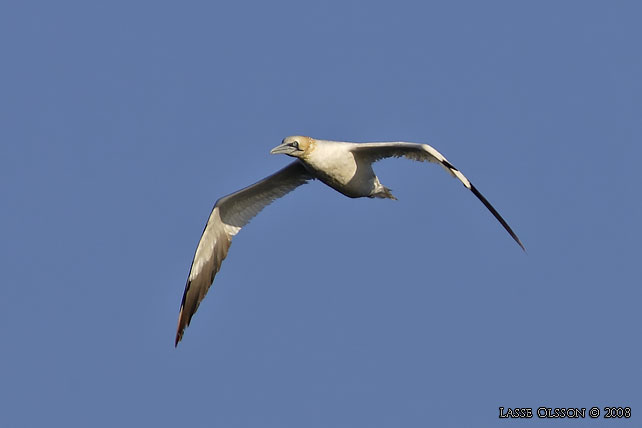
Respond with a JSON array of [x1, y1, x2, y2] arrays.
[[270, 136, 314, 158]]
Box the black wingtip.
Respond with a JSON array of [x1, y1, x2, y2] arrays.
[[469, 184, 526, 252], [175, 329, 181, 347], [175, 306, 187, 348]]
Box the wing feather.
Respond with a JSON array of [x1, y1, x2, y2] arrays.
[[175, 161, 312, 346], [351, 142, 525, 251]]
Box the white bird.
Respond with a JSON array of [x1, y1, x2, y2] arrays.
[[175, 136, 524, 345]]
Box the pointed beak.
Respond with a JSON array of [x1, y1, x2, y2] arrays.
[[270, 143, 295, 155]]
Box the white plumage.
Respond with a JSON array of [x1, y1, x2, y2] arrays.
[[175, 136, 524, 346]]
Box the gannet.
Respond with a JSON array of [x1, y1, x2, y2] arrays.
[[175, 136, 524, 345]]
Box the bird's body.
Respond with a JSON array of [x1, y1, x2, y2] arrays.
[[175, 136, 524, 346], [298, 139, 379, 198]]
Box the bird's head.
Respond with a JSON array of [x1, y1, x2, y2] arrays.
[[270, 136, 314, 158]]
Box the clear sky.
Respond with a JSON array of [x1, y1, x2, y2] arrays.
[[1, 1, 640, 427]]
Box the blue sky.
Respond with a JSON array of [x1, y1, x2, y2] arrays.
[[1, 1, 640, 426]]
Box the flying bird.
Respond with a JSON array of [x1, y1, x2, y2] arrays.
[[175, 136, 524, 345]]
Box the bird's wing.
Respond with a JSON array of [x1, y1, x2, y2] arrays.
[[176, 160, 312, 346], [351, 142, 525, 251]]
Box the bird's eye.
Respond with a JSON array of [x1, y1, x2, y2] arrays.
[[291, 141, 299, 149]]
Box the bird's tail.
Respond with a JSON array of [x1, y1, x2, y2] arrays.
[[375, 185, 397, 200], [370, 177, 397, 200]]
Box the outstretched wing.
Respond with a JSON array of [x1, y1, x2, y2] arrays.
[[176, 160, 312, 346], [351, 142, 525, 251]]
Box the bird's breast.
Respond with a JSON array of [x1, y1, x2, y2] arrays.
[[302, 145, 375, 197]]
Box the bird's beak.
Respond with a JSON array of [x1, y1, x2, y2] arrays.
[[270, 143, 296, 155]]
